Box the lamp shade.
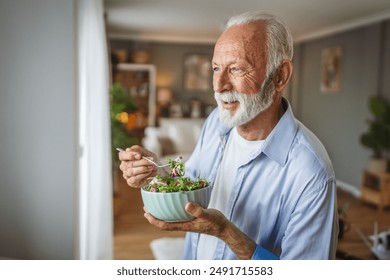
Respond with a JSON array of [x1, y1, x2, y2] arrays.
[[157, 88, 172, 105]]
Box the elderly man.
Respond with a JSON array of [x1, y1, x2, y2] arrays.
[[118, 11, 339, 260]]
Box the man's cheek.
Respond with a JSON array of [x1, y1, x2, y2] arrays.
[[240, 75, 261, 94]]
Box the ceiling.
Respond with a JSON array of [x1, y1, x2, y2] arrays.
[[104, 0, 390, 44]]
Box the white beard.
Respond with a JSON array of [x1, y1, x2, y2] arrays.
[[214, 75, 275, 128]]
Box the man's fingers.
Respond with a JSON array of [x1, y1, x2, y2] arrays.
[[133, 158, 155, 168], [118, 150, 141, 161], [126, 170, 154, 188], [144, 212, 172, 230], [185, 202, 206, 219], [144, 210, 194, 231], [124, 164, 154, 177]]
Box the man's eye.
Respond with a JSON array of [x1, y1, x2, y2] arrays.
[[213, 66, 221, 72], [231, 67, 245, 76]]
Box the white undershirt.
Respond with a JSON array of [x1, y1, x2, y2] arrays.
[[196, 127, 265, 259]]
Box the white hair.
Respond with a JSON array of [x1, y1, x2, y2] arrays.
[[225, 11, 294, 77]]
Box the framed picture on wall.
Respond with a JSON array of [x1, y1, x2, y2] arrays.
[[183, 54, 212, 91], [320, 46, 342, 94]]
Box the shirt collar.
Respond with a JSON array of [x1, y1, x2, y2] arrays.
[[217, 98, 298, 166], [262, 98, 298, 166]]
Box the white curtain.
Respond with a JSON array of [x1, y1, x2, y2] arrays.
[[77, 0, 113, 259]]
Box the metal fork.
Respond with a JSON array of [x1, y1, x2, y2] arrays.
[[116, 148, 170, 168]]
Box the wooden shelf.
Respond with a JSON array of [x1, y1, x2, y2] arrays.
[[360, 170, 390, 211], [113, 63, 156, 127]]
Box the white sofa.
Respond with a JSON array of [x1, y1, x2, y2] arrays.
[[142, 118, 206, 162]]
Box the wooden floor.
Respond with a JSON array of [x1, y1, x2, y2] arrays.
[[336, 188, 390, 259], [114, 175, 390, 260]]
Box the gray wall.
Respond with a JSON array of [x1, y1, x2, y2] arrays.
[[293, 21, 390, 188], [0, 0, 77, 259], [382, 21, 390, 99]]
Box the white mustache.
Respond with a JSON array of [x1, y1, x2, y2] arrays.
[[215, 91, 243, 103]]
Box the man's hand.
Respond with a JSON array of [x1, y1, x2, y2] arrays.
[[144, 202, 257, 259], [144, 202, 228, 236], [118, 145, 158, 188]]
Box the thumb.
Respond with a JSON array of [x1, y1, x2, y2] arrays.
[[185, 202, 205, 218]]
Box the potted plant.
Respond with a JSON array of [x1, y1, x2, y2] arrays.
[[360, 95, 390, 173], [110, 83, 138, 174]]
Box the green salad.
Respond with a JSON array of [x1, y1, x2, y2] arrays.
[[143, 157, 209, 193]]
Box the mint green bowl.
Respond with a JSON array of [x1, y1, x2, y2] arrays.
[[141, 186, 211, 222]]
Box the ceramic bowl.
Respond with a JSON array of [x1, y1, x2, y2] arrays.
[[141, 186, 211, 222]]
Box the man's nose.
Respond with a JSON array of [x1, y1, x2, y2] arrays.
[[213, 71, 232, 93]]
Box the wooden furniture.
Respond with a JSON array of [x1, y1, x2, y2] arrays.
[[360, 170, 390, 211], [336, 188, 390, 260]]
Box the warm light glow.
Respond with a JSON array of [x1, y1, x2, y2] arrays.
[[115, 112, 129, 124], [126, 113, 137, 128], [156, 74, 174, 87], [116, 111, 146, 129], [157, 88, 172, 105]]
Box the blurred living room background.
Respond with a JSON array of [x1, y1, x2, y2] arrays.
[[1, 0, 390, 260]]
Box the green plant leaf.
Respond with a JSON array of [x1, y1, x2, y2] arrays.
[[369, 96, 386, 117], [109, 83, 138, 165], [360, 95, 390, 159]]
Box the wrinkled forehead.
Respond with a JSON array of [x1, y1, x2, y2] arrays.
[[214, 21, 267, 58]]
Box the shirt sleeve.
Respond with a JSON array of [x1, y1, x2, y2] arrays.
[[251, 246, 280, 260], [279, 179, 339, 259]]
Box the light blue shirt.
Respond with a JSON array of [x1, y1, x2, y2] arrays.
[[182, 99, 339, 260]]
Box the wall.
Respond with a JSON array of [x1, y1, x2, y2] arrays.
[[292, 21, 390, 189], [382, 21, 390, 99], [0, 0, 76, 259]]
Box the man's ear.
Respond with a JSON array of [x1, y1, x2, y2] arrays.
[[273, 60, 293, 92]]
